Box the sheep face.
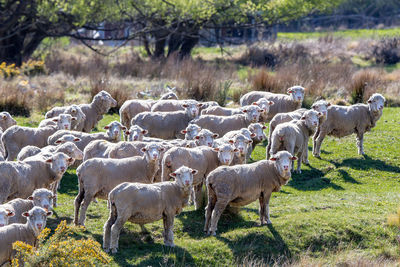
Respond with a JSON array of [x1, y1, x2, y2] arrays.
[[182, 102, 202, 118], [105, 121, 126, 141], [55, 134, 81, 145], [99, 90, 118, 108], [45, 152, 72, 175], [30, 189, 54, 211], [368, 93, 385, 114], [23, 207, 52, 236], [229, 134, 252, 155], [160, 91, 178, 100], [0, 208, 14, 227], [181, 124, 201, 140], [66, 105, 86, 129], [126, 125, 147, 141], [242, 105, 264, 123], [253, 98, 274, 116], [312, 100, 330, 118], [287, 86, 305, 103], [249, 123, 267, 141], [53, 114, 75, 130], [270, 151, 297, 178], [301, 110, 320, 129], [63, 143, 83, 161], [213, 144, 238, 165], [0, 112, 17, 129], [195, 129, 218, 147], [142, 143, 165, 162], [170, 166, 197, 189]]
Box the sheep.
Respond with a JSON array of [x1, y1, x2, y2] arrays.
[[190, 105, 264, 137], [133, 102, 202, 139], [229, 134, 253, 165], [2, 115, 74, 161], [39, 113, 77, 130], [248, 123, 267, 148], [180, 124, 202, 140], [0, 207, 52, 266], [193, 129, 219, 147], [269, 110, 320, 173], [41, 105, 86, 131], [204, 151, 297, 236], [150, 99, 199, 112], [119, 99, 156, 128], [161, 144, 238, 209], [103, 166, 197, 253], [45, 90, 117, 132], [0, 152, 72, 203], [252, 98, 275, 122], [0, 188, 54, 226], [47, 121, 125, 152], [18, 141, 83, 162], [0, 112, 17, 131], [0, 207, 14, 227], [266, 108, 307, 159], [74, 143, 165, 226], [313, 93, 385, 157], [159, 89, 178, 100], [240, 86, 305, 120]]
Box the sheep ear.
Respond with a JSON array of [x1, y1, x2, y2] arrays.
[[169, 172, 177, 177], [22, 212, 30, 217], [52, 118, 59, 122], [68, 157, 74, 163], [262, 125, 267, 129], [182, 104, 189, 108], [301, 116, 306, 120], [251, 133, 256, 137], [213, 147, 220, 152], [158, 147, 165, 152], [71, 117, 77, 121], [141, 147, 147, 152], [122, 126, 127, 131], [233, 148, 239, 152], [242, 109, 247, 113], [27, 196, 34, 200], [213, 133, 219, 138], [46, 211, 53, 216], [291, 156, 298, 160], [6, 210, 15, 217], [252, 102, 258, 106], [327, 103, 331, 106], [142, 130, 148, 135], [318, 112, 322, 116], [74, 138, 81, 142], [124, 130, 130, 135], [367, 100, 372, 103], [45, 159, 53, 163], [228, 140, 234, 144], [247, 140, 253, 144], [191, 169, 198, 175], [181, 130, 187, 134], [269, 101, 274, 105], [55, 140, 62, 144], [270, 157, 277, 161], [197, 103, 203, 107], [311, 105, 316, 110], [2, 115, 7, 119], [195, 136, 200, 140], [287, 90, 293, 94], [258, 109, 265, 113], [104, 125, 110, 129]]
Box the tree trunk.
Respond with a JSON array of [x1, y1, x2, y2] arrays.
[[178, 33, 199, 59], [167, 32, 182, 57]]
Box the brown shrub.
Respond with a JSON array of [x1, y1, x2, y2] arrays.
[[371, 38, 400, 65], [347, 69, 384, 104]]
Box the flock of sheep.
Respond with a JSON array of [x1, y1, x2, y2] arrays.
[[0, 86, 386, 262]]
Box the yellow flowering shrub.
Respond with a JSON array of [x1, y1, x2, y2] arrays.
[[0, 62, 20, 78], [0, 60, 46, 78], [12, 221, 110, 267]]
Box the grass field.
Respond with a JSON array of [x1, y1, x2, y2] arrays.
[[14, 108, 400, 266]]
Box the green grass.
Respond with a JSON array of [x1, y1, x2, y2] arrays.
[[14, 108, 400, 265], [278, 27, 400, 40]]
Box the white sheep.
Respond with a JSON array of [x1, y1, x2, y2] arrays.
[[41, 107, 85, 131], [204, 151, 297, 236], [74, 143, 165, 226], [103, 166, 197, 252], [313, 93, 385, 157], [0, 207, 52, 266], [269, 110, 320, 173], [240, 86, 305, 120], [0, 112, 17, 131], [119, 99, 156, 128]]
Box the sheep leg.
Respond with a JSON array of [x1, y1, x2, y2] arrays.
[[103, 203, 118, 252], [73, 188, 85, 225], [139, 224, 149, 234], [259, 192, 272, 225], [313, 130, 327, 158], [194, 182, 203, 210], [302, 143, 309, 165], [78, 193, 94, 226], [356, 132, 365, 155], [204, 185, 217, 233], [264, 193, 272, 224], [110, 215, 129, 254], [312, 127, 321, 156], [284, 141, 295, 172], [163, 214, 175, 247], [50, 181, 60, 207], [296, 150, 303, 174], [209, 199, 229, 236]]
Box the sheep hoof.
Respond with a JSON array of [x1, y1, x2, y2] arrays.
[[165, 242, 175, 247], [111, 248, 118, 254], [303, 160, 310, 165], [93, 198, 98, 203], [103, 247, 110, 253], [313, 154, 321, 159], [295, 169, 302, 174], [266, 219, 272, 224]]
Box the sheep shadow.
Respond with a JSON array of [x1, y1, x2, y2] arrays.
[[337, 169, 361, 184], [325, 155, 400, 174], [216, 224, 292, 265], [178, 208, 257, 239], [59, 171, 79, 196], [288, 165, 344, 191], [91, 232, 195, 266]]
